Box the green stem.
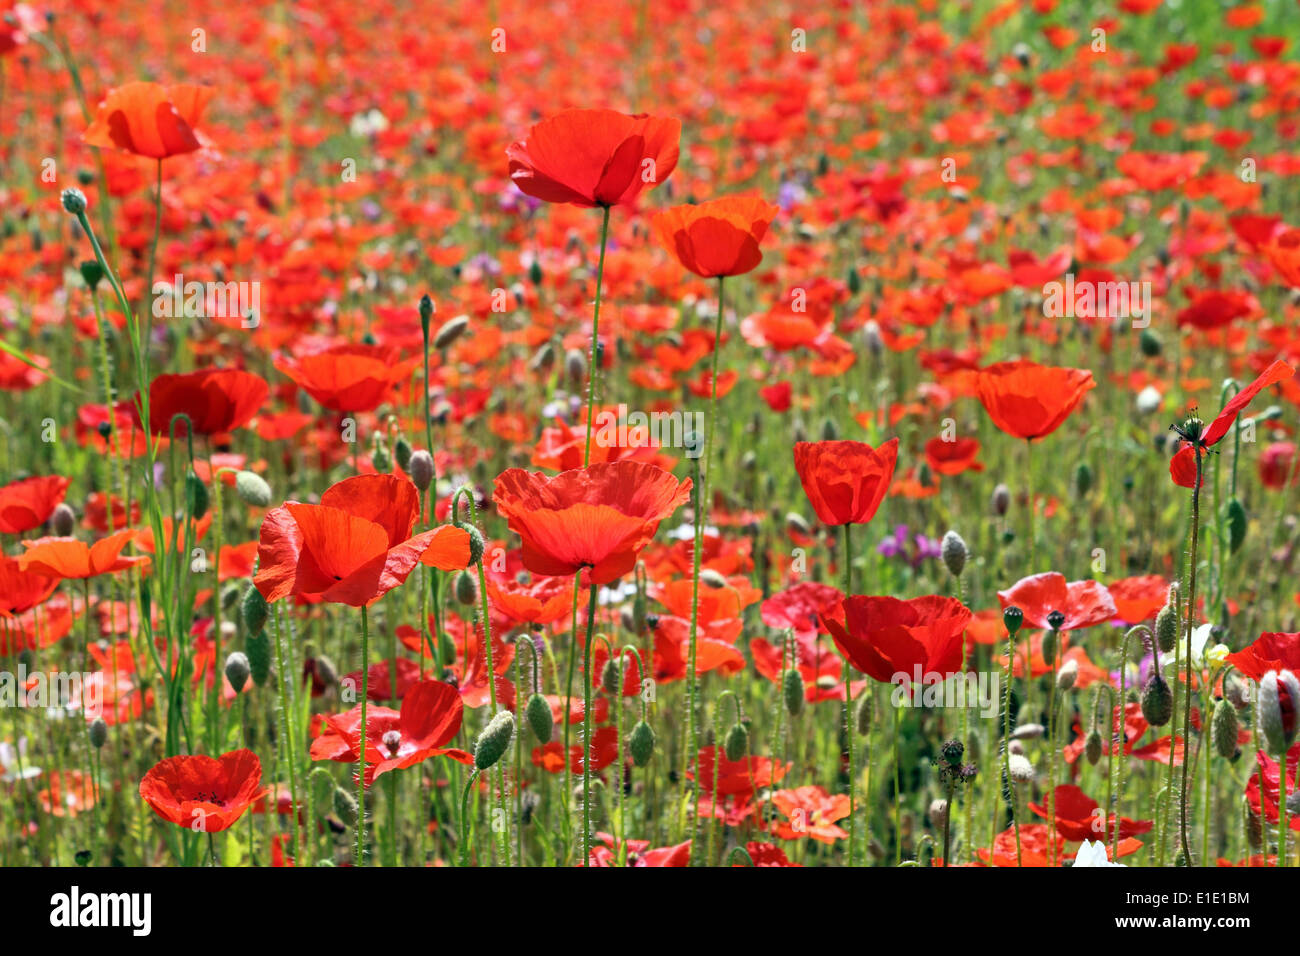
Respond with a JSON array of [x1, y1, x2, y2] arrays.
[[582, 205, 612, 466], [357, 604, 370, 865]]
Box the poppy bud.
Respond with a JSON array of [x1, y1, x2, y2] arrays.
[[418, 294, 435, 337], [941, 530, 967, 578], [1002, 606, 1024, 635], [51, 503, 75, 537], [1225, 672, 1250, 710], [1224, 498, 1246, 554], [1041, 628, 1059, 665], [564, 348, 587, 382], [224, 652, 251, 694], [928, 798, 948, 830], [724, 722, 748, 762], [434, 315, 470, 350], [1007, 753, 1035, 784], [454, 570, 477, 605], [407, 450, 434, 492], [89, 718, 108, 749], [847, 267, 861, 295], [1211, 698, 1239, 759], [992, 483, 1010, 516], [820, 418, 838, 441], [246, 632, 272, 687], [313, 654, 339, 688], [464, 525, 485, 565], [786, 512, 811, 536], [629, 719, 655, 767], [241, 585, 268, 635], [371, 441, 391, 473], [855, 694, 872, 736], [79, 260, 105, 291], [1084, 730, 1103, 766], [861, 320, 883, 357], [61, 187, 88, 214], [525, 693, 552, 744], [529, 260, 543, 285], [1141, 672, 1173, 727], [334, 785, 359, 825], [601, 657, 622, 695], [185, 470, 209, 519], [1011, 723, 1044, 740], [530, 342, 555, 372], [700, 568, 728, 589], [474, 711, 515, 770], [235, 470, 272, 507], [1074, 462, 1093, 497], [783, 668, 805, 715], [1056, 658, 1078, 692], [394, 438, 413, 472], [1259, 669, 1300, 755], [1154, 600, 1178, 654]]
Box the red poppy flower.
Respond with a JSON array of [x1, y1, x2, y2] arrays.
[[1027, 784, 1153, 841], [1225, 632, 1300, 683], [759, 581, 845, 639], [507, 109, 680, 208], [821, 594, 972, 684], [19, 530, 149, 580], [274, 343, 421, 413], [768, 786, 851, 843], [793, 438, 898, 526], [0, 475, 70, 535], [147, 368, 268, 437], [310, 680, 472, 785], [0, 556, 58, 617], [1107, 574, 1169, 625], [653, 196, 779, 278], [1169, 360, 1294, 488], [997, 572, 1117, 631], [253, 474, 470, 607], [973, 360, 1095, 440], [1246, 742, 1300, 828], [924, 436, 984, 475], [492, 461, 691, 585], [1259, 442, 1299, 490], [83, 81, 213, 160], [139, 749, 267, 832]]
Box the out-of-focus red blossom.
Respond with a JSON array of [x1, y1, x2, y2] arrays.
[[254, 474, 469, 607], [586, 834, 691, 867], [274, 344, 420, 413], [83, 81, 213, 159], [1106, 574, 1169, 625], [1027, 785, 1153, 841], [492, 461, 690, 585], [1259, 442, 1299, 489], [139, 749, 267, 832], [821, 594, 972, 685], [924, 436, 983, 475], [147, 368, 268, 436], [0, 475, 70, 535], [0, 555, 58, 617], [653, 196, 779, 278], [973, 360, 1095, 440], [507, 109, 680, 208], [1246, 742, 1300, 829], [1226, 633, 1300, 683], [997, 572, 1117, 631], [768, 786, 850, 843], [792, 438, 898, 526]]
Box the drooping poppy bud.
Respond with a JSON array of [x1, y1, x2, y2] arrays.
[[407, 450, 434, 492], [941, 530, 967, 578], [474, 711, 515, 770], [89, 718, 108, 749], [235, 471, 272, 507], [629, 719, 655, 767], [224, 652, 251, 694], [724, 722, 749, 763], [1084, 730, 1103, 766], [1141, 672, 1173, 727], [246, 632, 271, 687], [525, 693, 552, 744], [241, 585, 268, 635], [1211, 698, 1239, 759], [1258, 669, 1300, 755], [783, 668, 804, 715], [185, 470, 209, 519]]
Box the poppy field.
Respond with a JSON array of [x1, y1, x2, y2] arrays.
[[2, 0, 1300, 876]]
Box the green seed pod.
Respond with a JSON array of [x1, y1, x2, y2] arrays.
[[474, 711, 515, 770], [529, 260, 543, 285], [185, 470, 209, 519], [820, 418, 838, 441], [334, 785, 359, 825], [241, 585, 269, 635], [418, 294, 435, 337], [79, 260, 105, 291], [88, 717, 108, 749], [525, 693, 552, 744], [855, 694, 872, 736], [1225, 498, 1247, 554], [1211, 698, 1239, 759], [246, 631, 272, 687], [1074, 462, 1093, 497], [1141, 673, 1173, 727], [1002, 606, 1024, 635], [454, 569, 478, 605], [629, 719, 655, 767], [1154, 601, 1178, 654], [394, 438, 413, 471], [1084, 730, 1103, 766], [783, 668, 805, 716], [847, 267, 861, 295], [234, 470, 272, 507], [724, 722, 748, 762], [224, 652, 251, 694], [1139, 328, 1162, 357]]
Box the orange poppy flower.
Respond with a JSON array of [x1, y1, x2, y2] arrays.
[[0, 475, 70, 535], [253, 474, 469, 608], [653, 196, 779, 278], [147, 368, 268, 437], [793, 438, 898, 526], [507, 109, 680, 208], [275, 343, 420, 413], [19, 530, 149, 580], [973, 360, 1095, 441], [83, 81, 213, 160], [139, 749, 267, 832], [0, 556, 59, 617], [492, 461, 691, 585]]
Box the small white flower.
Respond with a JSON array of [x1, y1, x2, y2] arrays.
[[1159, 622, 1216, 672], [1073, 840, 1126, 867]]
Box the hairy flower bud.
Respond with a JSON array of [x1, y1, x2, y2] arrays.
[[783, 668, 805, 716], [434, 314, 470, 351], [629, 719, 655, 767], [1141, 672, 1173, 727], [224, 651, 251, 694], [1211, 698, 1239, 759], [89, 717, 108, 749], [724, 722, 749, 763], [1259, 669, 1300, 756], [941, 530, 968, 578], [525, 693, 552, 744], [474, 710, 515, 770], [235, 470, 272, 507], [241, 585, 269, 635], [407, 450, 434, 492]]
